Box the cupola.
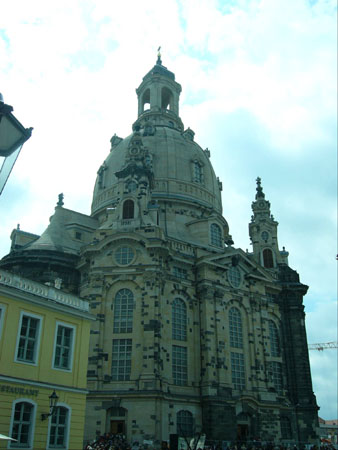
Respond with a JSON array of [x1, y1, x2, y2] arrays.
[[134, 50, 184, 131]]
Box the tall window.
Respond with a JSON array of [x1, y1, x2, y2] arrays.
[[172, 298, 187, 341], [172, 345, 187, 386], [113, 289, 134, 333], [263, 249, 274, 268], [10, 401, 34, 448], [0, 304, 4, 339], [16, 313, 42, 364], [162, 87, 173, 110], [177, 410, 193, 437], [210, 223, 222, 247], [193, 161, 203, 183], [229, 307, 243, 348], [48, 406, 69, 448], [280, 416, 292, 439], [269, 361, 283, 393], [269, 320, 280, 357], [53, 324, 75, 370], [123, 200, 134, 219], [231, 352, 245, 390], [111, 339, 132, 381]]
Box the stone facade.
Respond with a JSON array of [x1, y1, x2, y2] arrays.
[[0, 56, 319, 446]]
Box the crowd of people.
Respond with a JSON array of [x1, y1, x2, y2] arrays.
[[84, 433, 130, 450], [83, 435, 336, 450]]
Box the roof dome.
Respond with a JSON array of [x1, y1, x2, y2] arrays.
[[90, 57, 230, 248], [91, 59, 223, 219], [91, 127, 222, 218]]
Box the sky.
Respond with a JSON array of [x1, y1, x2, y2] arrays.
[[0, 0, 337, 420]]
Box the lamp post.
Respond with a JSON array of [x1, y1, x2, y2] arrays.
[[41, 390, 59, 421], [0, 93, 33, 195]]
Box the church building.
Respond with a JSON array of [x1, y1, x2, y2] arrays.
[[0, 55, 319, 446]]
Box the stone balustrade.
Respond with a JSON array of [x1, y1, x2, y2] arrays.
[[0, 269, 89, 312]]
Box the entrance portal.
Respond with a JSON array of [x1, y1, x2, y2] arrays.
[[237, 424, 249, 442], [110, 420, 125, 434]]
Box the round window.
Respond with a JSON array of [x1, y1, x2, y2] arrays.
[[115, 247, 134, 265], [227, 266, 242, 288], [261, 231, 269, 241]]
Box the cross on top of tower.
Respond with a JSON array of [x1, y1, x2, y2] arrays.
[[255, 177, 265, 199], [157, 46, 162, 65]]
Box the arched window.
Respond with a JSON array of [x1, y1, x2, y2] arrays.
[[210, 223, 222, 247], [113, 289, 134, 333], [193, 161, 203, 183], [172, 298, 187, 341], [161, 87, 173, 110], [142, 89, 150, 111], [280, 416, 292, 439], [48, 406, 70, 448], [263, 249, 274, 268], [229, 307, 243, 348], [123, 200, 134, 219], [269, 320, 280, 357], [177, 410, 193, 437], [10, 401, 35, 448]]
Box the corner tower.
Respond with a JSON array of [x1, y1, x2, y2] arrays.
[[249, 177, 289, 269]]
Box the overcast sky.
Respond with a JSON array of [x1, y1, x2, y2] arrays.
[[1, 0, 337, 420]]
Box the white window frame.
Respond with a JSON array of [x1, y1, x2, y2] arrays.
[[192, 159, 204, 184], [0, 303, 6, 340], [46, 403, 71, 450], [52, 322, 76, 372], [172, 345, 187, 386], [210, 223, 222, 247], [8, 398, 37, 449], [230, 351, 246, 390], [111, 339, 132, 381], [14, 311, 43, 366], [172, 298, 187, 341]]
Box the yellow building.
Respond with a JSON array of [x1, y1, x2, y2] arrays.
[[0, 269, 94, 450]]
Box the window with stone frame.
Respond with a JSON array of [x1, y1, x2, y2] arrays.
[[269, 320, 281, 357], [280, 416, 292, 439], [173, 266, 188, 280], [115, 247, 134, 265], [0, 304, 5, 339], [172, 298, 187, 341], [123, 199, 134, 219], [177, 410, 194, 437], [111, 339, 132, 381], [231, 352, 245, 390], [229, 307, 243, 348], [210, 223, 222, 247], [268, 361, 283, 393], [53, 323, 75, 370], [10, 401, 35, 448], [15, 312, 42, 364], [113, 289, 134, 333], [263, 248, 274, 268], [48, 406, 70, 448], [193, 160, 203, 183], [172, 345, 187, 386]]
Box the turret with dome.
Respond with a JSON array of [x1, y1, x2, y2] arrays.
[[0, 54, 319, 446]]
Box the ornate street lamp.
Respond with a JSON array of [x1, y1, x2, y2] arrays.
[[0, 93, 33, 195], [41, 390, 59, 421]]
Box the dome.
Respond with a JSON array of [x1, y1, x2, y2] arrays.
[[91, 127, 222, 217], [90, 58, 230, 248]]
